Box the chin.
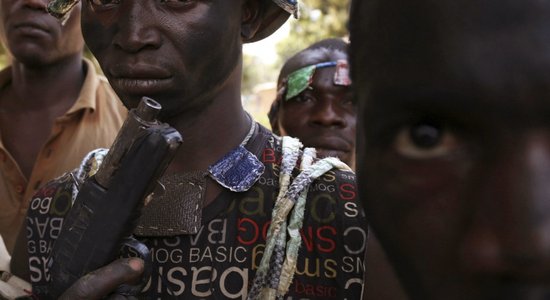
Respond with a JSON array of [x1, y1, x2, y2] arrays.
[[317, 150, 350, 164], [119, 96, 141, 110]]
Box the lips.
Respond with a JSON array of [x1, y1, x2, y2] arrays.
[[305, 136, 351, 153], [302, 137, 352, 160], [12, 20, 50, 35], [108, 64, 173, 95]]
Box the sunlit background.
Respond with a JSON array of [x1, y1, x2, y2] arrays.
[[242, 0, 350, 129]]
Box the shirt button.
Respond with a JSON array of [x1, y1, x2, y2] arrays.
[[15, 185, 24, 194]]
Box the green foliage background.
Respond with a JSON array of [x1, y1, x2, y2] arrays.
[[276, 0, 350, 63], [242, 0, 350, 96]]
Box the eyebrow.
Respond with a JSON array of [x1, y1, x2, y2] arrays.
[[369, 86, 482, 112], [367, 85, 550, 127]]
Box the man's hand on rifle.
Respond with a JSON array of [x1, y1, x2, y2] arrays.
[[60, 258, 144, 300]]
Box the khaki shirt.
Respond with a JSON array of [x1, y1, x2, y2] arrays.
[[0, 59, 128, 254]]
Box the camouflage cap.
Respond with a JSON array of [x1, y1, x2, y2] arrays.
[[247, 0, 299, 43], [47, 0, 299, 41]]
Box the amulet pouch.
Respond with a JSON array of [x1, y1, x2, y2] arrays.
[[47, 98, 182, 298]]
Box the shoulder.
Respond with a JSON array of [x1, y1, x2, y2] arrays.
[[323, 167, 357, 198], [307, 165, 363, 220], [83, 59, 127, 115], [29, 148, 108, 215], [95, 76, 125, 111]]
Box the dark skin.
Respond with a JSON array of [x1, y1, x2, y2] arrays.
[[364, 232, 409, 300], [275, 45, 407, 300], [56, 0, 271, 298], [275, 49, 357, 168], [352, 0, 550, 299], [0, 0, 85, 178], [81, 0, 264, 207]]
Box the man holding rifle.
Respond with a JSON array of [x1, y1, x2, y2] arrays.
[[11, 0, 367, 299]]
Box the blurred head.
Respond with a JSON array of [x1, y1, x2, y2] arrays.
[[0, 0, 83, 67], [350, 0, 550, 299], [269, 38, 356, 167], [71, 0, 296, 119]]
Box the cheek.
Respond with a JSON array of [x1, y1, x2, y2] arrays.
[[361, 150, 470, 266], [81, 22, 101, 54], [81, 10, 113, 58], [171, 17, 241, 91], [345, 113, 357, 139], [279, 108, 309, 135], [60, 19, 84, 50]]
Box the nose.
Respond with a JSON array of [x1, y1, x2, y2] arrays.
[[459, 132, 550, 279], [309, 98, 347, 128], [112, 2, 161, 53]]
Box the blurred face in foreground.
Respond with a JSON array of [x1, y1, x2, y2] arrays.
[[351, 0, 550, 299]]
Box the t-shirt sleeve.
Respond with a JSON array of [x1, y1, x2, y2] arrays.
[[25, 172, 76, 297], [25, 148, 107, 298]]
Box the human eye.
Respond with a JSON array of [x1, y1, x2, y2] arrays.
[[341, 93, 356, 107], [89, 0, 120, 9], [289, 93, 315, 104], [393, 119, 459, 159], [160, 0, 195, 8]]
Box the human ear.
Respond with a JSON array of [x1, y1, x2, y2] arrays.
[[241, 0, 264, 42]]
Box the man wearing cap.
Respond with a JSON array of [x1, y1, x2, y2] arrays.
[[12, 0, 367, 299]]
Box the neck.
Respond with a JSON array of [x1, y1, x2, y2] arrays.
[[166, 62, 252, 173], [6, 53, 85, 112]]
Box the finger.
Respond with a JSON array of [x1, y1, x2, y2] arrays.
[[60, 258, 144, 300]]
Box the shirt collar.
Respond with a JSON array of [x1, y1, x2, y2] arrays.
[[65, 58, 101, 115]]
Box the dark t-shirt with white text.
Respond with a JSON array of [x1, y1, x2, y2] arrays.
[[26, 126, 367, 299]]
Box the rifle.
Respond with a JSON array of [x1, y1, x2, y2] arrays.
[[47, 97, 183, 298]]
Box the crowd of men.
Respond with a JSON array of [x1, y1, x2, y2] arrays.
[[0, 0, 548, 299]]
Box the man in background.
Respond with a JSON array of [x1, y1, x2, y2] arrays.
[[269, 38, 356, 168], [13, 0, 367, 298], [351, 0, 550, 299], [0, 0, 126, 254], [269, 37, 408, 299]]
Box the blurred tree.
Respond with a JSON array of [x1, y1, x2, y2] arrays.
[[241, 0, 349, 125], [242, 0, 350, 95], [242, 54, 278, 96], [0, 43, 10, 68], [242, 54, 278, 128], [276, 0, 350, 62]]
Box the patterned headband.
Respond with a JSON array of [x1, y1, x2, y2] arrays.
[[285, 60, 352, 101]]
